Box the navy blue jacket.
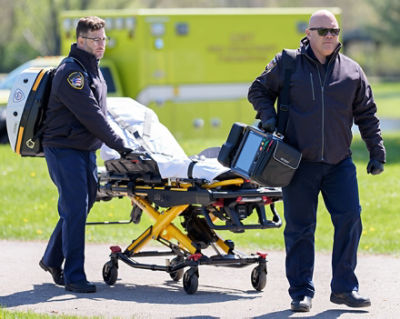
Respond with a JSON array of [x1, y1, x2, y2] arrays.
[[42, 44, 129, 153], [248, 37, 386, 164]]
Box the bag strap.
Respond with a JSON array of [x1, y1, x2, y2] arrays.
[[187, 160, 198, 179], [32, 57, 95, 143], [66, 57, 87, 72], [30, 59, 71, 143], [276, 49, 297, 137]]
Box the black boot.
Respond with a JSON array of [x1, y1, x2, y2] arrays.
[[65, 280, 96, 293], [39, 259, 64, 285], [291, 296, 312, 312], [330, 291, 371, 307]]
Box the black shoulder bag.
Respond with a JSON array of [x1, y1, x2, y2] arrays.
[[249, 49, 302, 187], [276, 49, 297, 136], [219, 49, 302, 187]]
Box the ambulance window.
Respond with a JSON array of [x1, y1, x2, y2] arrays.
[[297, 21, 308, 33], [126, 17, 136, 30], [151, 23, 165, 36], [115, 17, 124, 29], [63, 18, 72, 31], [105, 18, 113, 30], [176, 23, 189, 35], [100, 67, 116, 93]]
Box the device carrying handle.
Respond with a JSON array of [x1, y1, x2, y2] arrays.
[[276, 49, 297, 137]]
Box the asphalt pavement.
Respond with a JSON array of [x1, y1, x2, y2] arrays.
[[0, 240, 399, 318]]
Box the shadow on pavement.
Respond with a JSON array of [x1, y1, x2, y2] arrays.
[[254, 308, 369, 319], [0, 279, 260, 308]]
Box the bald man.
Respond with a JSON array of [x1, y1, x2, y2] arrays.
[[248, 10, 385, 312]]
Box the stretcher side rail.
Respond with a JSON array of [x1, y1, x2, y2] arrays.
[[96, 173, 282, 232], [97, 178, 214, 206]]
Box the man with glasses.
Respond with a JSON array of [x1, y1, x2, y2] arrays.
[[248, 10, 385, 312], [39, 16, 131, 293]]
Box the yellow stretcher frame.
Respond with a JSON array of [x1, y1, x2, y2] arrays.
[[97, 175, 282, 294], [114, 179, 241, 256]]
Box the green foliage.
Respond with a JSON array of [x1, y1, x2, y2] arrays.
[[0, 1, 53, 71], [0, 0, 400, 77], [367, 0, 400, 46], [0, 0, 141, 72]]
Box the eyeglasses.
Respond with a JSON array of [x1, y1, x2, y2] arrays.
[[81, 36, 109, 43], [309, 27, 340, 36]]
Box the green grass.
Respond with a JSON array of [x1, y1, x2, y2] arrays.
[[0, 132, 399, 255], [371, 81, 400, 118]]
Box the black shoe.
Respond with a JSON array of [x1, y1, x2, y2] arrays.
[[65, 281, 96, 293], [39, 259, 64, 285], [330, 291, 371, 308], [291, 296, 312, 312]]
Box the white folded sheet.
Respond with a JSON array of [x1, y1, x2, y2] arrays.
[[100, 97, 230, 181]]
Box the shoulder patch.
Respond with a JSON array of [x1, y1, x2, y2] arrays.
[[265, 58, 277, 73], [67, 72, 84, 89]]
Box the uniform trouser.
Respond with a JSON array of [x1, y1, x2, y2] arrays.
[[282, 157, 362, 300], [42, 147, 98, 284]]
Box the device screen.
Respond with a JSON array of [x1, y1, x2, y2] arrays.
[[233, 130, 263, 174]]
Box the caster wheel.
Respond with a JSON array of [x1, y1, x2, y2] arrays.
[[169, 256, 184, 282], [251, 264, 267, 291], [102, 260, 118, 285], [183, 269, 199, 294]]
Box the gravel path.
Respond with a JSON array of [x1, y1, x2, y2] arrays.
[[0, 240, 399, 318]]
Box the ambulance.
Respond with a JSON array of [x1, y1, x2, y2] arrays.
[[2, 7, 340, 141]]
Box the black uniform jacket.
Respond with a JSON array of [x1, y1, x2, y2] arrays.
[[42, 44, 128, 153], [248, 37, 386, 165]]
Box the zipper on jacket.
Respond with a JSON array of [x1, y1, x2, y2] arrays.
[[316, 61, 335, 161], [321, 85, 325, 161], [310, 73, 316, 101], [304, 48, 338, 162], [316, 68, 325, 161]]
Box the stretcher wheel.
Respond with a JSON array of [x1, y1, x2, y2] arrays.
[[103, 261, 118, 285], [169, 256, 184, 281], [251, 264, 267, 291], [183, 268, 199, 294]]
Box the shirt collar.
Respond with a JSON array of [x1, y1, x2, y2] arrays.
[[69, 43, 99, 71], [300, 36, 341, 64]]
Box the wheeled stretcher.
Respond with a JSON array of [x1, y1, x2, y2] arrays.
[[92, 98, 283, 294]]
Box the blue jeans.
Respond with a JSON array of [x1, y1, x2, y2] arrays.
[[282, 157, 362, 300], [42, 147, 98, 284]]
